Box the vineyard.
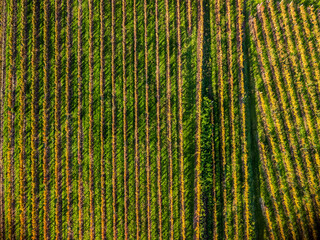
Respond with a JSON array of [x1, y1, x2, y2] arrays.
[[0, 0, 320, 239]]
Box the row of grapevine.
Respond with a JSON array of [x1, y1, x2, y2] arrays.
[[122, 0, 128, 239], [143, 0, 151, 239], [133, 0, 140, 238], [226, 0, 238, 237], [19, 0, 28, 238], [236, 0, 251, 237], [154, 0, 163, 238], [88, 1, 95, 238], [175, 0, 186, 239], [54, 0, 62, 238], [111, 0, 117, 238], [31, 0, 41, 237], [215, 0, 227, 237], [0, 0, 6, 238], [99, 0, 106, 239], [164, 0, 173, 238], [208, 1, 218, 239], [43, 0, 51, 239], [194, 0, 203, 239], [7, 0, 18, 238], [65, 0, 73, 238], [77, 0, 84, 238]]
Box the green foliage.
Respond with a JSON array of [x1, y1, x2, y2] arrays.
[[0, 0, 320, 239]]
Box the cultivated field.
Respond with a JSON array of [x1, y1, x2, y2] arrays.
[[0, 0, 319, 239]]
